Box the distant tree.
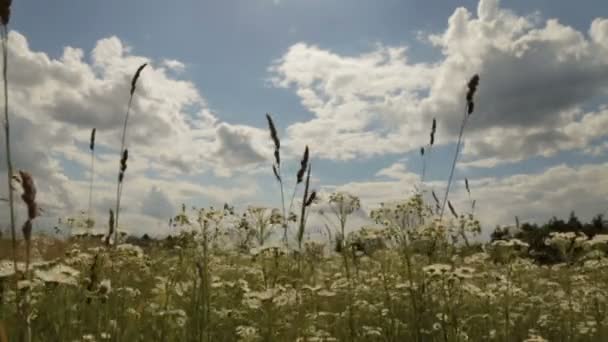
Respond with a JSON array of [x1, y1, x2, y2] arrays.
[[491, 212, 608, 264], [490, 225, 511, 241], [579, 214, 606, 238]]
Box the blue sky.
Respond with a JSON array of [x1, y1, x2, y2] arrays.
[[13, 0, 605, 127], [2, 0, 608, 237]]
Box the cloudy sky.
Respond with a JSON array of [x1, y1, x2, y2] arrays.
[[1, 0, 608, 238]]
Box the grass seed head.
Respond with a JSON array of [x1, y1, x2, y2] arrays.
[[18, 170, 37, 220], [430, 118, 436, 146], [305, 191, 316, 207], [448, 200, 458, 219], [297, 146, 309, 184], [130, 63, 147, 96], [432, 190, 440, 205], [119, 149, 128, 182], [266, 113, 280, 148], [106, 209, 115, 246], [89, 128, 96, 152], [466, 74, 480, 115], [0, 0, 11, 26], [266, 113, 281, 165]]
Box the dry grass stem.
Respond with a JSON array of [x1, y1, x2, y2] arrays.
[[440, 74, 479, 219]]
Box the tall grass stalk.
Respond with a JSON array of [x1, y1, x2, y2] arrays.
[[87, 128, 96, 229], [0, 8, 16, 286], [265, 113, 288, 245], [297, 163, 314, 250], [440, 74, 479, 220], [114, 63, 146, 245], [17, 170, 37, 342], [288, 145, 309, 213], [420, 118, 436, 185]]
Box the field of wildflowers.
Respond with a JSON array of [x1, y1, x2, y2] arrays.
[[3, 193, 608, 341]]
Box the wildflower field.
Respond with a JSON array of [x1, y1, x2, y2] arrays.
[[3, 195, 608, 341]]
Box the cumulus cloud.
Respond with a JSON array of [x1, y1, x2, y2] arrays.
[[141, 186, 175, 220], [162, 59, 186, 73], [323, 161, 608, 236], [212, 123, 269, 176], [270, 0, 608, 165], [0, 31, 267, 234]]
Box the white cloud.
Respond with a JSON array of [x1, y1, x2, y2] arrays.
[[270, 0, 608, 165], [141, 186, 175, 220], [212, 123, 269, 177], [162, 59, 186, 73], [323, 161, 608, 237], [0, 31, 267, 235]]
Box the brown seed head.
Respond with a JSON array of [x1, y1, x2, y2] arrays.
[[430, 118, 436, 145], [466, 74, 480, 115], [0, 0, 11, 26], [90, 128, 96, 152], [305, 191, 316, 207], [466, 74, 479, 101], [448, 200, 458, 219], [19, 170, 37, 220], [120, 149, 128, 172], [297, 145, 309, 184], [266, 113, 281, 166], [130, 63, 147, 96], [119, 149, 128, 182], [266, 113, 280, 149], [106, 209, 115, 246]]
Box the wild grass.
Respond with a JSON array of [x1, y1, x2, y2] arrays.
[[440, 74, 479, 220], [265, 113, 287, 244], [114, 63, 146, 246], [3, 203, 608, 341], [0, 0, 15, 292], [87, 128, 96, 229]]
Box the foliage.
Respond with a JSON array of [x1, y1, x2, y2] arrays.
[[491, 212, 608, 264]]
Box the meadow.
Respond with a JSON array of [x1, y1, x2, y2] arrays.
[[3, 1, 608, 341], [3, 200, 608, 342]]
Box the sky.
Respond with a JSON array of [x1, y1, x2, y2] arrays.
[[1, 0, 608, 239]]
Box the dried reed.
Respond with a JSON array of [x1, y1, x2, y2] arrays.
[[288, 145, 309, 220], [114, 63, 146, 245], [440, 74, 479, 219], [105, 209, 114, 246], [420, 118, 436, 184], [87, 128, 96, 229], [431, 190, 441, 213], [464, 177, 476, 213], [297, 163, 315, 250], [447, 200, 458, 219], [17, 170, 36, 342], [0, 0, 15, 288], [265, 113, 287, 244], [18, 171, 37, 272]]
